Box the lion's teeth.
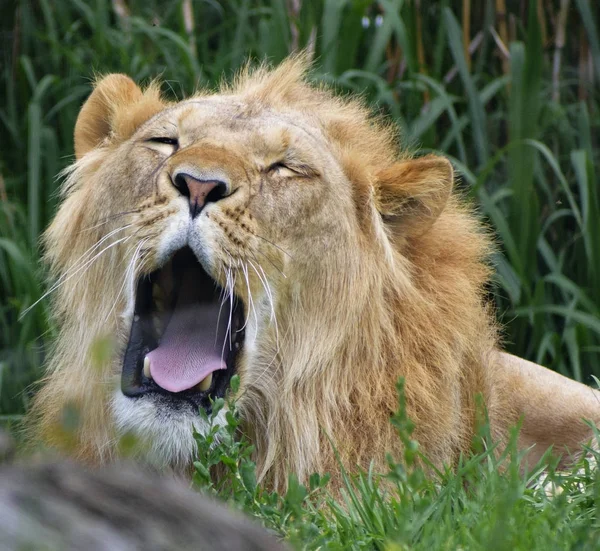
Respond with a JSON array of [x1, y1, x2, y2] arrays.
[[143, 356, 151, 379], [198, 373, 212, 391]]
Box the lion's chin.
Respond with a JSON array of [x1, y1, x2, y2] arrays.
[[112, 390, 227, 471]]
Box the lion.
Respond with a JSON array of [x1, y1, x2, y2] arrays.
[[30, 56, 600, 492]]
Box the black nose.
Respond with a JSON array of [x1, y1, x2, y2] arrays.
[[172, 173, 228, 218]]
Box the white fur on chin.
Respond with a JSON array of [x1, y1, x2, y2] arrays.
[[112, 390, 226, 471]]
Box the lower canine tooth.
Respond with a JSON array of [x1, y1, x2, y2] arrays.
[[143, 356, 151, 379], [198, 373, 212, 391]]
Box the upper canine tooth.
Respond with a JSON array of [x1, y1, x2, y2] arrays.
[[143, 356, 151, 379], [198, 373, 212, 391]]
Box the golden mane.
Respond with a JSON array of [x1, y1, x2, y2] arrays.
[[210, 58, 496, 487]]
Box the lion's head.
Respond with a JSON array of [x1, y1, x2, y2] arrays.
[[32, 57, 496, 490]]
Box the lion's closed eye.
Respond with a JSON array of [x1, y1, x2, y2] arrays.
[[145, 136, 179, 155], [267, 162, 297, 178], [267, 161, 318, 179]]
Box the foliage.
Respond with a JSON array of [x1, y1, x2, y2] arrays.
[[192, 377, 600, 549]]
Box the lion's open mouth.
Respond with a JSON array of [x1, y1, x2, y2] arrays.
[[121, 247, 244, 411]]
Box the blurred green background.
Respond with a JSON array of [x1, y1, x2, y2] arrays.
[[1, 0, 599, 422]]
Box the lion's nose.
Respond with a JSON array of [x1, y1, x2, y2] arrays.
[[172, 172, 229, 218]]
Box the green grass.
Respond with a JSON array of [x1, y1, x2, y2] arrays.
[[191, 377, 600, 549], [2, 0, 599, 412], [1, 0, 599, 548]]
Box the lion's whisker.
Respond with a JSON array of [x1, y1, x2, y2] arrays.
[[247, 258, 280, 354], [252, 233, 293, 260], [68, 234, 136, 303], [221, 251, 238, 348], [20, 232, 132, 319], [253, 247, 287, 279], [219, 266, 231, 366], [248, 258, 275, 321], [80, 212, 141, 232], [104, 238, 150, 324], [214, 263, 227, 349], [227, 266, 236, 352], [216, 256, 237, 354], [60, 223, 133, 278], [240, 262, 258, 332], [28, 222, 133, 308], [221, 264, 236, 363], [243, 338, 281, 393]]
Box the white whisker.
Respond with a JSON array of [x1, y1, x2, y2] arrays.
[[220, 264, 235, 364], [103, 238, 149, 324], [239, 261, 256, 333], [247, 259, 279, 352], [254, 248, 287, 279], [227, 268, 235, 351], [239, 342, 281, 398], [248, 259, 275, 321], [214, 262, 227, 348], [20, 230, 132, 319], [66, 224, 133, 273], [79, 215, 136, 233]]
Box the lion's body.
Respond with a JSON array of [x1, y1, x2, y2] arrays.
[[30, 57, 600, 492]]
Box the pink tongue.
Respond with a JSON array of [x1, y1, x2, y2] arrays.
[[147, 279, 227, 393]]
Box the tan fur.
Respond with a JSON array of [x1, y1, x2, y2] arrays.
[[30, 56, 600, 491]]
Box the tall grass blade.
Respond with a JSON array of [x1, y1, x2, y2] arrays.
[[443, 7, 488, 167]]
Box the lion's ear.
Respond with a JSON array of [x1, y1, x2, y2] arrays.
[[74, 74, 164, 159], [374, 155, 453, 238]]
